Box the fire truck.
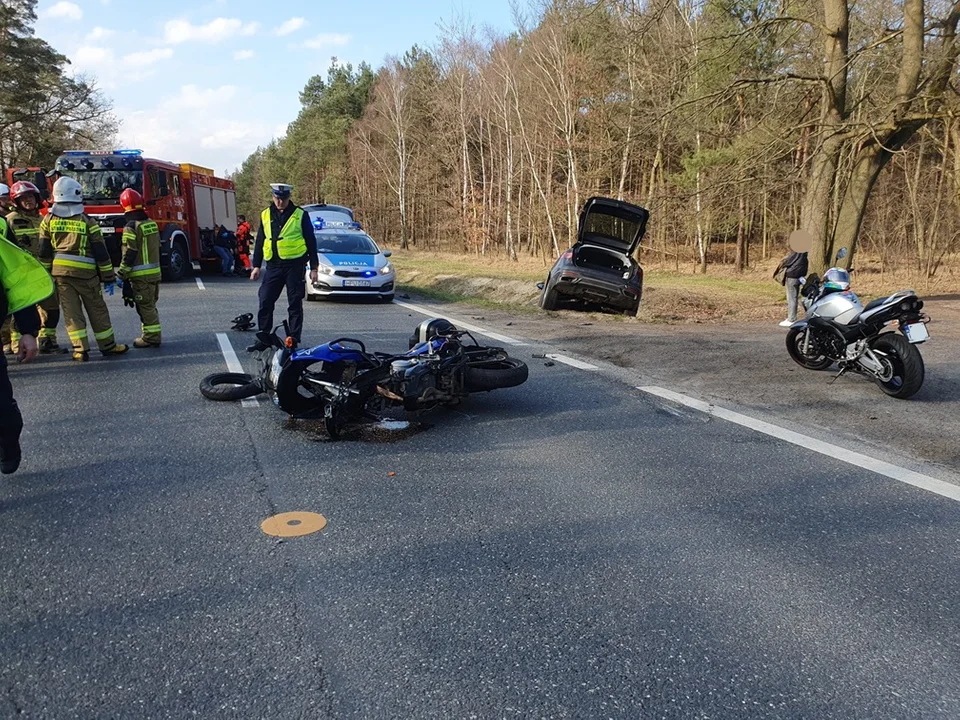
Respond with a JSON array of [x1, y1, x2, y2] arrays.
[[24, 150, 238, 280]]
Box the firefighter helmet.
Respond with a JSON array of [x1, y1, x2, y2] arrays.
[[0, 183, 9, 197], [120, 188, 144, 212], [11, 181, 41, 201], [52, 177, 83, 204]]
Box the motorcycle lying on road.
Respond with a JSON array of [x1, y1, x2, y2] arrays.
[[200, 319, 529, 438], [785, 248, 931, 398]]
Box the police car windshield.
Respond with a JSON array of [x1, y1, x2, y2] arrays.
[[64, 169, 143, 203], [316, 233, 378, 255]]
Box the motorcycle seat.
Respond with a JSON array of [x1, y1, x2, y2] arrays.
[[862, 297, 887, 312]]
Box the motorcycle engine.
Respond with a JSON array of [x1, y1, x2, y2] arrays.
[[391, 358, 439, 410], [808, 327, 846, 360]]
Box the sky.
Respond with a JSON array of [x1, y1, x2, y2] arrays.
[[34, 0, 519, 175]]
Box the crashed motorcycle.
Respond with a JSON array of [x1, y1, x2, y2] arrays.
[[200, 318, 529, 438], [785, 248, 931, 398]]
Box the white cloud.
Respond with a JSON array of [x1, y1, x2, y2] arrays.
[[163, 18, 259, 44], [273, 17, 306, 36], [116, 86, 281, 172], [234, 50, 255, 61], [302, 33, 351, 50], [42, 2, 82, 20], [123, 48, 174, 66], [73, 45, 114, 68], [88, 26, 114, 42]]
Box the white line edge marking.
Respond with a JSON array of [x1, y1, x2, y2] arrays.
[[546, 353, 599, 371], [637, 385, 960, 503], [394, 300, 527, 345], [196, 278, 206, 290], [216, 333, 258, 407]]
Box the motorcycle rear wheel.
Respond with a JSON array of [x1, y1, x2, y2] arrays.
[[785, 327, 833, 371], [871, 333, 924, 399]]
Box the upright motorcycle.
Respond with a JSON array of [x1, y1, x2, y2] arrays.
[[785, 248, 931, 398], [200, 318, 529, 438]]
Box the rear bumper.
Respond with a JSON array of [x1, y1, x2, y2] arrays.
[[554, 272, 641, 307]]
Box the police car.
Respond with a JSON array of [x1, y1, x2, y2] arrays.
[[304, 212, 395, 302]]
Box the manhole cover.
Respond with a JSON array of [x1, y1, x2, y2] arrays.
[[261, 511, 327, 537]]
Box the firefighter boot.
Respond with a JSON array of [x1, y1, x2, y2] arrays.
[[1, 344, 11, 356], [133, 338, 160, 349], [103, 344, 129, 356], [39, 337, 63, 354], [73, 351, 89, 362]]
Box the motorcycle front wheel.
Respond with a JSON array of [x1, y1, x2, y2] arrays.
[[871, 333, 925, 399], [785, 327, 833, 371]]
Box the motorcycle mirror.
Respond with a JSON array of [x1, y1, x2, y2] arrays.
[[536, 282, 545, 290], [836, 247, 848, 261]]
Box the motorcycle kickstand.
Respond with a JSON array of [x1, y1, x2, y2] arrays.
[[828, 365, 849, 385]]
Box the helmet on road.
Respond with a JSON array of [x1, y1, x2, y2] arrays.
[[11, 181, 40, 202], [120, 188, 144, 212], [270, 183, 293, 200], [410, 318, 456, 348], [823, 268, 851, 292], [52, 177, 83, 204]]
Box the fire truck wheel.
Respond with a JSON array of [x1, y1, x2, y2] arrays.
[[163, 239, 189, 281]]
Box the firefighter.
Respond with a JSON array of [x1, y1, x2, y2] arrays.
[[247, 183, 318, 351], [6, 181, 63, 353], [235, 214, 252, 273], [1, 215, 52, 474], [117, 188, 162, 348], [38, 177, 128, 361], [0, 184, 12, 214]]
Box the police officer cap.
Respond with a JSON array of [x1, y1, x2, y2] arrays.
[[270, 183, 293, 198]]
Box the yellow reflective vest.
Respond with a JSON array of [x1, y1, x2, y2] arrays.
[[0, 218, 55, 315], [261, 207, 307, 261]]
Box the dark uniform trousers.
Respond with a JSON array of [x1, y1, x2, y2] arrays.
[[258, 260, 306, 343], [0, 351, 22, 456]]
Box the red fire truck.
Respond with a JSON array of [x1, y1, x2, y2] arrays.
[[32, 150, 237, 280]]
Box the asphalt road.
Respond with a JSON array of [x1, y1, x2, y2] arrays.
[[2, 275, 959, 719]]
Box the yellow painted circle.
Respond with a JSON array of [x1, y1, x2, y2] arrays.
[[261, 511, 327, 537]]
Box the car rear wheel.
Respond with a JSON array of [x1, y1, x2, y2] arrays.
[[540, 279, 559, 311]]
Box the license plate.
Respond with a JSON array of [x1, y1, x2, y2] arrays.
[[344, 279, 371, 287], [904, 322, 929, 343]]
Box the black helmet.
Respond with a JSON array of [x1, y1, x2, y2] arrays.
[[409, 318, 456, 348]]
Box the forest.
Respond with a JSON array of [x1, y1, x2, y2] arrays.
[[233, 0, 960, 278]]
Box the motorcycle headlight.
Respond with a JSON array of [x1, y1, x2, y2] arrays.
[[380, 262, 393, 275], [318, 264, 334, 276]]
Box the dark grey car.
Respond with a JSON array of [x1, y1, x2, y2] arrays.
[[538, 197, 649, 314]]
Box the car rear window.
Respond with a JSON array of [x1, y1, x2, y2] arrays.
[[582, 209, 643, 247], [316, 233, 379, 255]]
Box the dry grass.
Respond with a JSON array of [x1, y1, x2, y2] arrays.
[[390, 248, 960, 324]]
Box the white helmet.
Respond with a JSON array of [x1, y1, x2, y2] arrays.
[[0, 183, 10, 197], [53, 177, 83, 204]]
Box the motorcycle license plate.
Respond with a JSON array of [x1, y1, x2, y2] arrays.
[[344, 279, 371, 287], [904, 322, 929, 343]]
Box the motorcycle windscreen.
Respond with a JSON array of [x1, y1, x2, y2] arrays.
[[577, 197, 649, 255]]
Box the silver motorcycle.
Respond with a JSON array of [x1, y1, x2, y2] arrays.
[[785, 248, 931, 398]]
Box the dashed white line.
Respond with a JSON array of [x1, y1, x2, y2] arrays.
[[546, 353, 598, 371], [196, 278, 206, 290], [638, 385, 960, 503], [216, 333, 258, 407], [394, 300, 527, 345]]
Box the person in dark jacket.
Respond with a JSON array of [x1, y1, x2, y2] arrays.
[[775, 229, 811, 326], [213, 225, 236, 277], [247, 183, 318, 350]]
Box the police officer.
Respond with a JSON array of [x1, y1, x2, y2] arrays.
[[1, 216, 52, 474], [6, 181, 63, 353], [247, 183, 318, 351], [38, 177, 128, 362], [117, 188, 162, 348]]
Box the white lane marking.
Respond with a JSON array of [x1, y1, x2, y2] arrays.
[[546, 353, 598, 371], [394, 300, 527, 345], [196, 278, 206, 290], [638, 385, 960, 503], [216, 333, 258, 408]]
